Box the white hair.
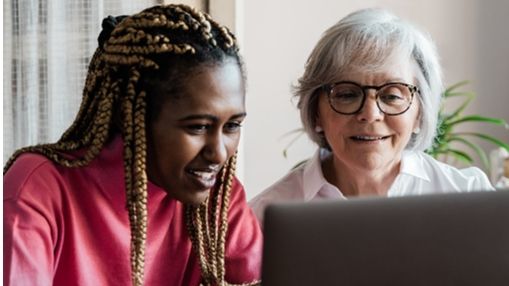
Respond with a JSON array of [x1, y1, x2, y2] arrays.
[[295, 8, 443, 151]]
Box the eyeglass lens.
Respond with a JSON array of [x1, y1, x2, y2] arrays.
[[329, 83, 413, 115]]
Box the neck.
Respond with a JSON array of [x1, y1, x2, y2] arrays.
[[322, 154, 401, 197]]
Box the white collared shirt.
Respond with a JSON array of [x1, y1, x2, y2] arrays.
[[249, 148, 494, 226]]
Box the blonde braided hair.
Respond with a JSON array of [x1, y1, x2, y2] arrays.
[[4, 4, 259, 286]]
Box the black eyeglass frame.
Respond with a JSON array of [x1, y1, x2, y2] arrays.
[[322, 81, 419, 116]]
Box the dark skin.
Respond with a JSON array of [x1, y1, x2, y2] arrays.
[[146, 60, 246, 206]]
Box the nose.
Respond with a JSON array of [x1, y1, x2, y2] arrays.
[[203, 132, 228, 164], [355, 91, 384, 122]]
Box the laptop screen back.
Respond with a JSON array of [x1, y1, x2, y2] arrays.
[[262, 191, 509, 286]]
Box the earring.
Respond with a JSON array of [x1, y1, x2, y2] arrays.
[[413, 127, 421, 134], [315, 126, 323, 133]]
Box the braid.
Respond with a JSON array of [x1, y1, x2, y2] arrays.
[[130, 67, 150, 286], [217, 155, 236, 283], [197, 201, 214, 283], [186, 155, 260, 286], [207, 166, 228, 278], [4, 4, 254, 286]]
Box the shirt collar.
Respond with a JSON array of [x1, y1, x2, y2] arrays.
[[99, 135, 169, 201], [399, 150, 431, 181], [302, 148, 431, 201], [302, 148, 342, 200], [301, 149, 431, 200]]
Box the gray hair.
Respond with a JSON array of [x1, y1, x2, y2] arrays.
[[295, 8, 443, 151]]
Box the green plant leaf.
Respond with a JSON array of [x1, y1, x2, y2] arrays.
[[291, 159, 309, 170], [443, 91, 475, 98], [449, 136, 490, 169], [433, 148, 473, 163], [442, 95, 474, 121], [447, 115, 508, 127], [281, 129, 306, 159], [444, 80, 471, 95], [442, 148, 474, 164], [454, 132, 509, 152]]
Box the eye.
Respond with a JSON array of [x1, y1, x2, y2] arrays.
[[186, 124, 210, 134], [379, 93, 404, 101], [331, 85, 363, 103], [335, 92, 361, 99], [378, 85, 410, 104], [224, 121, 242, 133]]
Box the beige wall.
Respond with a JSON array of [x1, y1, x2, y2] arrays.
[[233, 0, 509, 199]]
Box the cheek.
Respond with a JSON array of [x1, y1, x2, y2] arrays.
[[410, 103, 421, 127], [318, 95, 349, 128], [392, 113, 419, 139], [225, 134, 241, 155], [151, 130, 195, 166], [322, 113, 348, 135]]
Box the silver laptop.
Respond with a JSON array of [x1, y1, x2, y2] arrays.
[[262, 191, 509, 286]]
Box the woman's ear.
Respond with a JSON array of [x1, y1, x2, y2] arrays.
[[412, 99, 423, 134], [315, 113, 331, 150], [315, 112, 324, 133], [412, 116, 421, 134]]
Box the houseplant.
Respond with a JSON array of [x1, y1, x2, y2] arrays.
[[427, 80, 509, 169]]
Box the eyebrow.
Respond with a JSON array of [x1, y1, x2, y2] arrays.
[[340, 78, 409, 84], [178, 112, 247, 122], [385, 78, 408, 83]]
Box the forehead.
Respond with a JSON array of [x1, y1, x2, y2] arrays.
[[339, 56, 417, 84], [162, 61, 245, 116]]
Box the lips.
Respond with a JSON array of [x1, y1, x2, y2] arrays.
[[186, 167, 220, 190], [350, 135, 391, 141]]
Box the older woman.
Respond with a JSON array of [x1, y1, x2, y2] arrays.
[[249, 8, 494, 225]]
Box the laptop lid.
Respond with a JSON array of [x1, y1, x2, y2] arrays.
[[262, 191, 509, 286]]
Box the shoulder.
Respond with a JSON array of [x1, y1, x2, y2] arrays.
[[250, 164, 306, 202], [223, 178, 263, 283], [248, 163, 307, 224], [408, 151, 494, 191], [4, 153, 64, 201], [3, 153, 69, 228], [227, 176, 249, 204]]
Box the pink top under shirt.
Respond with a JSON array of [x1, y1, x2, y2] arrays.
[[4, 136, 262, 286]]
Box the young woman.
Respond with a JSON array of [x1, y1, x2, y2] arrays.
[[4, 4, 261, 286]]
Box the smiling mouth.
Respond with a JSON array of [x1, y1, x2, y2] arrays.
[[350, 135, 391, 141], [186, 168, 219, 190], [188, 170, 216, 180]]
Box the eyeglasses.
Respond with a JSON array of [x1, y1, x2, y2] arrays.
[[323, 81, 419, 116]]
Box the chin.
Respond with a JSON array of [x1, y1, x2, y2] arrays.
[[351, 153, 387, 170], [181, 190, 211, 206]]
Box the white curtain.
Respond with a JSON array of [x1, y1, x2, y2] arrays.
[[3, 0, 161, 163]]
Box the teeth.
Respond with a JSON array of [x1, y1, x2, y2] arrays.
[[189, 170, 215, 180], [354, 136, 385, 140]]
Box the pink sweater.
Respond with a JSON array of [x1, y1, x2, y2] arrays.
[[4, 137, 262, 285]]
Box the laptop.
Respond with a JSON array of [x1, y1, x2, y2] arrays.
[[262, 191, 509, 286]]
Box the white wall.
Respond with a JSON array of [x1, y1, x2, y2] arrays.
[[239, 0, 509, 199]]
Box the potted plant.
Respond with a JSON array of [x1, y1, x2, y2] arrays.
[[427, 80, 509, 169]]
